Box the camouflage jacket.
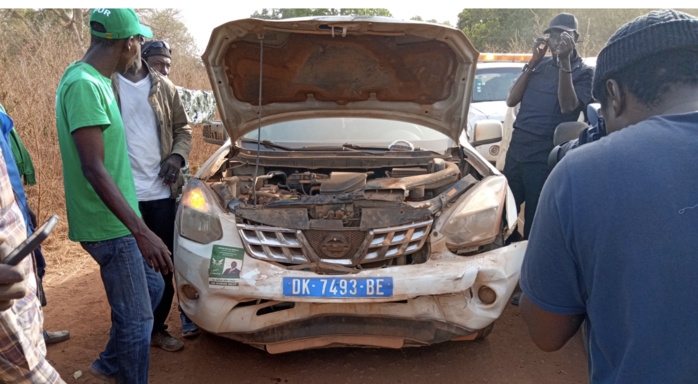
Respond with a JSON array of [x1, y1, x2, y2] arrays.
[[111, 62, 193, 199], [177, 87, 217, 124]]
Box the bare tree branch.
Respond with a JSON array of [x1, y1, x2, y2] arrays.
[[51, 8, 84, 47]]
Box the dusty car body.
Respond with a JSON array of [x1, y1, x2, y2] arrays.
[[174, 16, 527, 354]]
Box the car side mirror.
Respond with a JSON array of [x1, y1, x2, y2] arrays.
[[553, 121, 588, 146], [471, 120, 503, 146]]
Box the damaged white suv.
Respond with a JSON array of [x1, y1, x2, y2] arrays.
[[174, 16, 527, 354]]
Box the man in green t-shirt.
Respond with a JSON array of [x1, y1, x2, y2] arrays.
[[55, 8, 172, 384]]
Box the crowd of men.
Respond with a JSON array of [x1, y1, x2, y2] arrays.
[[0, 8, 696, 384]]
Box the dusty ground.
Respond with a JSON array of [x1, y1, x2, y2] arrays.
[[42, 259, 588, 384]]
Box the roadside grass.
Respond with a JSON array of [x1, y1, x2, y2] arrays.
[[0, 30, 218, 281]]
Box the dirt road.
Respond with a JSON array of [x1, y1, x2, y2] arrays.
[[43, 261, 588, 383]]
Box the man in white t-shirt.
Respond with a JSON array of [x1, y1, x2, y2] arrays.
[[112, 45, 193, 352]]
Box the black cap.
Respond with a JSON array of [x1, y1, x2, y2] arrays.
[[544, 13, 578, 34], [142, 41, 171, 59], [592, 9, 698, 100]]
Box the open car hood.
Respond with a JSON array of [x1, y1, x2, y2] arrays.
[[202, 16, 479, 143]]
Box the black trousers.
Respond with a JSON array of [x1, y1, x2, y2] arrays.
[[139, 198, 177, 334], [502, 152, 550, 240]]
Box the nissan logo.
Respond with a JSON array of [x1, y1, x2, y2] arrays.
[[320, 233, 351, 258]]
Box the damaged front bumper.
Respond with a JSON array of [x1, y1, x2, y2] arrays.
[[174, 224, 526, 353]]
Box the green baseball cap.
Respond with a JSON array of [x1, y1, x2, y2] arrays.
[[89, 8, 153, 39]]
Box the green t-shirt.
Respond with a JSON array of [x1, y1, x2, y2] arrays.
[[55, 62, 141, 242]]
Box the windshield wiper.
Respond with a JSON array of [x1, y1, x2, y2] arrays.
[[240, 138, 295, 151]]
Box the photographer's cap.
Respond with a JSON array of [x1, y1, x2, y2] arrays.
[[544, 13, 578, 34], [90, 8, 152, 39]]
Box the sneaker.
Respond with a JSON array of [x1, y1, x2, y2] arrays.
[[88, 364, 118, 384], [43, 330, 70, 345], [150, 330, 184, 352], [180, 312, 201, 338]]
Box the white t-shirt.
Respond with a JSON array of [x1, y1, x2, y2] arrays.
[[118, 73, 170, 201]]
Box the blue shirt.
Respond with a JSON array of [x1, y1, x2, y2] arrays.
[[0, 104, 32, 235], [508, 54, 593, 162], [521, 112, 698, 383]]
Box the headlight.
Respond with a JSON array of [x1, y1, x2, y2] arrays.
[[437, 175, 507, 249], [179, 178, 223, 244]]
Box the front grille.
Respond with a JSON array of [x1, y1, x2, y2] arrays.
[[305, 230, 366, 263], [236, 219, 433, 267]]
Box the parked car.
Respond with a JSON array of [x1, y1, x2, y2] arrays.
[[175, 17, 526, 354], [496, 56, 597, 171], [465, 54, 529, 164]]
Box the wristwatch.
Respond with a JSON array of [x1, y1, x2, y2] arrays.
[[522, 63, 533, 74]]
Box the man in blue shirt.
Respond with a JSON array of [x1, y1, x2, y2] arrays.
[[2, 105, 71, 345], [520, 10, 698, 383], [0, 103, 64, 383], [504, 13, 594, 241]]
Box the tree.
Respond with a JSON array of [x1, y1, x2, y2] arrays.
[[136, 9, 198, 59], [456, 8, 698, 56], [457, 9, 555, 53], [1, 8, 89, 53]]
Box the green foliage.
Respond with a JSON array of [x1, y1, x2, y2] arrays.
[[457, 8, 698, 57], [251, 8, 392, 19]]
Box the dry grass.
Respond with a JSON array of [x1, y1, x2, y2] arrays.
[[0, 29, 219, 281]]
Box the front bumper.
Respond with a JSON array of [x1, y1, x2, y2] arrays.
[[174, 224, 526, 352]]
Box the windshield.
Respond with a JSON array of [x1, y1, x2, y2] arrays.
[[241, 118, 454, 153], [472, 67, 522, 103]]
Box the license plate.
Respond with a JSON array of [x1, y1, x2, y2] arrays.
[[283, 277, 393, 298]]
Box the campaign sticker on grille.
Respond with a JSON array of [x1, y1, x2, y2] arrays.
[[283, 277, 393, 298], [209, 245, 244, 286]]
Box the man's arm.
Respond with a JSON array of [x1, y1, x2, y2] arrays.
[[556, 32, 581, 114], [506, 37, 548, 107], [72, 126, 173, 273], [520, 293, 585, 351], [158, 82, 193, 186]]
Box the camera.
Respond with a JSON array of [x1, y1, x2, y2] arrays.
[[536, 37, 549, 52], [548, 104, 607, 169]]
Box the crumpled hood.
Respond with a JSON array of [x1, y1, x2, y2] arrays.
[[202, 16, 479, 143]]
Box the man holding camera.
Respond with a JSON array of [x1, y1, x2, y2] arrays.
[[520, 9, 698, 382], [504, 13, 594, 242]]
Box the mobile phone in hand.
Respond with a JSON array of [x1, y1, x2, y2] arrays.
[[2, 215, 59, 266]]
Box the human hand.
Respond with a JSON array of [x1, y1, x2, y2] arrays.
[[134, 225, 173, 273], [158, 154, 184, 186], [531, 37, 549, 64], [0, 264, 27, 311]]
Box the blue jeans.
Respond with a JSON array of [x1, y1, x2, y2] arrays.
[[81, 235, 164, 384]]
